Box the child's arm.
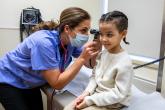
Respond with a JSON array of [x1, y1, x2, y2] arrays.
[[74, 70, 97, 105], [74, 73, 97, 108], [83, 52, 101, 94], [75, 72, 97, 104], [84, 71, 97, 95]]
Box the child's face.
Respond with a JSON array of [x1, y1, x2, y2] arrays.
[[99, 21, 126, 53]]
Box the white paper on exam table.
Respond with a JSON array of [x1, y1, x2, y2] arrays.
[[63, 65, 92, 96]]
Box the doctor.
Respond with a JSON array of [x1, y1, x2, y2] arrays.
[[0, 7, 100, 110]]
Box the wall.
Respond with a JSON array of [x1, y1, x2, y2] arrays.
[[0, 0, 102, 56], [108, 0, 164, 59]]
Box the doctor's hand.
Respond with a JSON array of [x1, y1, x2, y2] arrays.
[[83, 40, 101, 68], [79, 42, 99, 61], [93, 38, 102, 53]]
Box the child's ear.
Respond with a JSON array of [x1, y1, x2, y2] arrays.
[[121, 30, 127, 39]]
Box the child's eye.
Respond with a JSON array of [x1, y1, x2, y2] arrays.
[[99, 33, 113, 38], [107, 33, 113, 38]]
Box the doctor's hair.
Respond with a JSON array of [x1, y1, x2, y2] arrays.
[[32, 20, 57, 32], [100, 11, 129, 44], [32, 7, 90, 33], [58, 7, 90, 33]]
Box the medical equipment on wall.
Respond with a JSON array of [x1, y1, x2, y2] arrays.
[[20, 7, 43, 42]]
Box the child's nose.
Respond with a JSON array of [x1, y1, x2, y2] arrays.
[[101, 36, 108, 41]]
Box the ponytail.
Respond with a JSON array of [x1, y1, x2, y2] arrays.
[[31, 20, 59, 32]]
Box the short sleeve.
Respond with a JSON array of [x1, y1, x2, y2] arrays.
[[72, 47, 82, 58], [31, 39, 60, 70]]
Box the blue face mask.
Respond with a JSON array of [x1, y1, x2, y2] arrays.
[[70, 33, 89, 47]]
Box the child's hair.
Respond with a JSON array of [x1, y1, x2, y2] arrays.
[[100, 11, 129, 44]]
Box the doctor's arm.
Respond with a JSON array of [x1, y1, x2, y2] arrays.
[[42, 42, 99, 90]]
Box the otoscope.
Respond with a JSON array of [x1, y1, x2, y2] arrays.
[[90, 29, 100, 40]]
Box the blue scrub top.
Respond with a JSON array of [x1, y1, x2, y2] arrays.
[[0, 30, 82, 89]]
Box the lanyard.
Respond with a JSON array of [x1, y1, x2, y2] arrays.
[[60, 40, 67, 72], [47, 31, 68, 72]]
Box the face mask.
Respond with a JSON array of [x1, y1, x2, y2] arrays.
[[70, 33, 89, 47]]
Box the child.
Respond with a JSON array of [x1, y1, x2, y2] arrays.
[[64, 10, 134, 110]]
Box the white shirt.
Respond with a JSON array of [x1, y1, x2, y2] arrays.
[[84, 49, 134, 107]]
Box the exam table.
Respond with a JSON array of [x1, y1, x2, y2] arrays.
[[43, 66, 165, 110]]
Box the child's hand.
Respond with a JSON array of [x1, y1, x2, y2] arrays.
[[75, 100, 88, 110], [74, 92, 89, 106]]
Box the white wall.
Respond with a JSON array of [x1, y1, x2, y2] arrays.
[[0, 0, 102, 56], [0, 29, 20, 57], [0, 0, 102, 28], [108, 0, 164, 59]]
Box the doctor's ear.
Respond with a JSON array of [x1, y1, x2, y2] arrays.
[[64, 25, 71, 34]]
